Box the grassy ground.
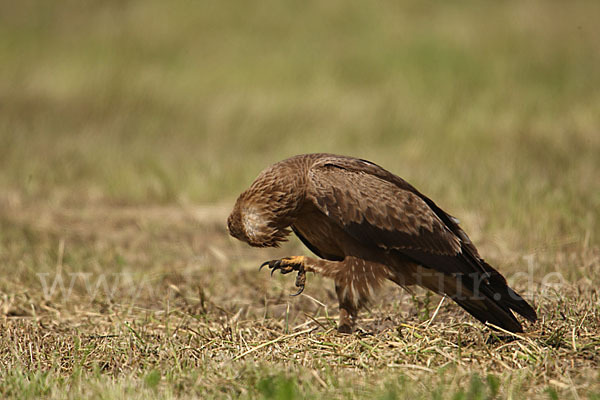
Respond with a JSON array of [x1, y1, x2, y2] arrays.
[[1, 0, 599, 398]]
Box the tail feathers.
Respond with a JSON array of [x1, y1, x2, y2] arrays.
[[451, 287, 540, 333], [451, 295, 524, 333], [499, 286, 538, 323], [419, 269, 537, 333], [479, 260, 538, 324]]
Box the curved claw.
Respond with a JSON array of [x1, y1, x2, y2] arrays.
[[259, 261, 270, 271], [260, 260, 282, 276], [259, 258, 306, 294], [290, 285, 305, 297]]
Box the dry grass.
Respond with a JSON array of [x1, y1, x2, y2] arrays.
[[1, 0, 599, 398], [1, 198, 598, 399]]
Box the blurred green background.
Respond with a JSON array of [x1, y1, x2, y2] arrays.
[[1, 0, 598, 245]]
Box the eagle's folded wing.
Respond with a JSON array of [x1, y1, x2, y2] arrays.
[[305, 158, 537, 330]]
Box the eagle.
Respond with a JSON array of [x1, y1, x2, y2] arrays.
[[227, 153, 537, 333]]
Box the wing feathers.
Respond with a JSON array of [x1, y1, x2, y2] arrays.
[[305, 156, 537, 331], [308, 164, 461, 256]]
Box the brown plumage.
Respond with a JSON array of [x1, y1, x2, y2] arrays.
[[227, 153, 537, 333]]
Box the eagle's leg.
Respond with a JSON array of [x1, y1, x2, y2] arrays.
[[261, 256, 371, 334], [335, 282, 357, 334]]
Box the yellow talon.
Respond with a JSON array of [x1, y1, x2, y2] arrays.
[[259, 256, 307, 295]]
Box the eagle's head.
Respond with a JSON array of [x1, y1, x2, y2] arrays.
[[226, 204, 247, 243], [227, 195, 291, 248]]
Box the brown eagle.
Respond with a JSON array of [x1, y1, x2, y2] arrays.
[[227, 153, 537, 333]]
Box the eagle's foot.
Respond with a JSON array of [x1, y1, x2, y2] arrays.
[[259, 256, 305, 275], [260, 256, 306, 296], [337, 308, 357, 334], [335, 282, 358, 334]]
